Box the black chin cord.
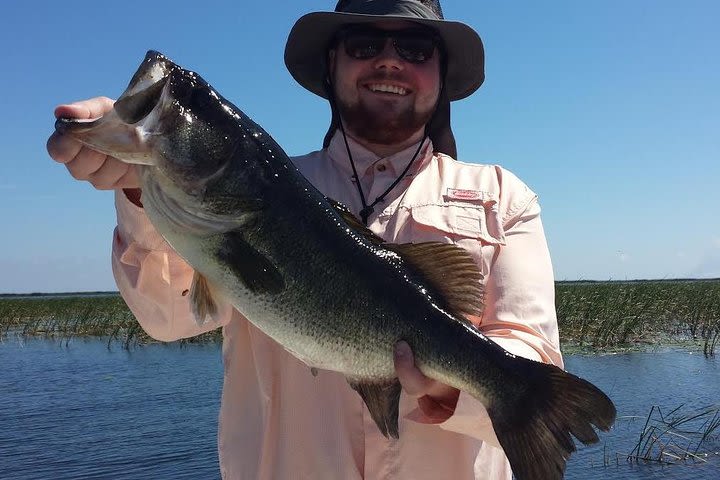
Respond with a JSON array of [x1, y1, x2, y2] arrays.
[[338, 118, 427, 226], [326, 75, 439, 226]]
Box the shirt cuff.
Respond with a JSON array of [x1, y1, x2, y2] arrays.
[[439, 392, 501, 448]]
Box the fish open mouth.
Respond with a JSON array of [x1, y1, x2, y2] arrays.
[[54, 51, 177, 165], [113, 51, 175, 124]]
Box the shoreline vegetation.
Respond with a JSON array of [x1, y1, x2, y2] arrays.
[[1, 279, 718, 355]]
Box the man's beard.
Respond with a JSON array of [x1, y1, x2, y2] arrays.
[[335, 93, 435, 146]]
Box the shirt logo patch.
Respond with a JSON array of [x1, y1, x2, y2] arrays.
[[446, 188, 483, 201]]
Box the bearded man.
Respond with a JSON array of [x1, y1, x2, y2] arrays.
[[47, 1, 562, 478]]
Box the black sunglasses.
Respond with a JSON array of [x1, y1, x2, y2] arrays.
[[335, 26, 442, 64]]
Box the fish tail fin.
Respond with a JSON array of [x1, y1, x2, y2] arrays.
[[487, 360, 616, 480]]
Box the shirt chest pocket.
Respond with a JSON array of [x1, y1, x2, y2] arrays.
[[407, 202, 506, 244], [403, 202, 506, 277]]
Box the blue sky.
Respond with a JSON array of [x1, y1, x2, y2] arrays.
[[1, 1, 718, 293]]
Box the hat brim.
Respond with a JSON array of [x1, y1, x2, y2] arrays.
[[284, 11, 484, 101]]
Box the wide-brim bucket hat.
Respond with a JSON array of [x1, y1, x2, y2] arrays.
[[285, 0, 485, 101]]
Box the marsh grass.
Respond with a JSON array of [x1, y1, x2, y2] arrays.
[[2, 279, 718, 351], [611, 404, 720, 466], [556, 279, 720, 355], [0, 294, 221, 347]]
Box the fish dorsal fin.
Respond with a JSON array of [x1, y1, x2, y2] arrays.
[[190, 271, 218, 325], [329, 198, 483, 318], [328, 198, 385, 246], [388, 242, 484, 318], [348, 378, 402, 438]]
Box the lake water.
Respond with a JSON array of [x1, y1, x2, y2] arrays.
[[1, 337, 718, 479]]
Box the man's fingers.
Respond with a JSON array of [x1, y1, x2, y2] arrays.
[[113, 166, 140, 189], [47, 96, 139, 191], [47, 131, 83, 165], [48, 96, 116, 165], [394, 341, 434, 397], [53, 96, 115, 120], [87, 157, 134, 190], [65, 146, 108, 180]]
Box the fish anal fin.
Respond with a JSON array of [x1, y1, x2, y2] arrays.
[[390, 242, 484, 318], [218, 231, 285, 294], [348, 378, 402, 438], [488, 359, 617, 480], [190, 271, 218, 325]]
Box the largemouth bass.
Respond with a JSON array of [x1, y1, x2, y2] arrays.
[[56, 51, 615, 480]]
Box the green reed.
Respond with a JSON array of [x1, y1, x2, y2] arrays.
[[556, 279, 720, 355], [2, 279, 719, 351], [0, 294, 221, 346], [618, 404, 720, 465]]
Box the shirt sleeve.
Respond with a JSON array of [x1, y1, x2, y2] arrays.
[[111, 190, 233, 341], [436, 196, 563, 446]]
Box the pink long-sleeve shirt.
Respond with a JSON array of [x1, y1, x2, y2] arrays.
[[112, 132, 562, 480]]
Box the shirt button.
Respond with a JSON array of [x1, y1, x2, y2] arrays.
[[376, 164, 387, 172]]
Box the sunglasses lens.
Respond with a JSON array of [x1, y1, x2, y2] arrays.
[[344, 33, 385, 59], [341, 28, 438, 63], [394, 35, 436, 63]]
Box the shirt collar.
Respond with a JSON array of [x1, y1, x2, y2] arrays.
[[326, 130, 435, 179]]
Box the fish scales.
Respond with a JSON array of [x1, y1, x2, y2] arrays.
[[55, 51, 616, 480]]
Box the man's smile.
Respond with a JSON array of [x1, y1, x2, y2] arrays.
[[365, 83, 410, 96]]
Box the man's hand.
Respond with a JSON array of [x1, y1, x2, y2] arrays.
[[393, 341, 460, 423], [47, 96, 140, 190]]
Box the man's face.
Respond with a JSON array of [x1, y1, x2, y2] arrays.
[[328, 21, 442, 146]]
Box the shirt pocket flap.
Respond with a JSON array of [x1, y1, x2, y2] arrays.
[[408, 203, 506, 245]]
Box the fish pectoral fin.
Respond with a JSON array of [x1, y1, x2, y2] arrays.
[[218, 231, 285, 294], [348, 378, 402, 438], [389, 242, 484, 318], [190, 271, 218, 325]]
